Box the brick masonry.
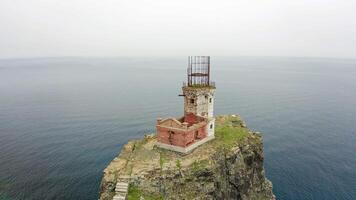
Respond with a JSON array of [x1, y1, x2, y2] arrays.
[[156, 86, 215, 152]]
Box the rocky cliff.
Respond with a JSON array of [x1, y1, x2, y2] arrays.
[[99, 115, 275, 200]]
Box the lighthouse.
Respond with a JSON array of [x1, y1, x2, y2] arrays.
[[156, 56, 216, 153], [183, 56, 215, 137]]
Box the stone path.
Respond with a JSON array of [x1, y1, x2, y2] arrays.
[[112, 176, 130, 200]]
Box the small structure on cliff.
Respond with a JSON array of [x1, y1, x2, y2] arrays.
[[156, 56, 216, 153]]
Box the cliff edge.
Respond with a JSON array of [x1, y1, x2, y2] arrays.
[[99, 115, 275, 200]]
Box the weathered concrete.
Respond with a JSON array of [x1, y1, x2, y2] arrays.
[[155, 135, 215, 154], [183, 86, 216, 138], [207, 117, 215, 137], [182, 86, 215, 118]]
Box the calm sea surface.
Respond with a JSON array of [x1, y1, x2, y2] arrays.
[[0, 57, 355, 200]]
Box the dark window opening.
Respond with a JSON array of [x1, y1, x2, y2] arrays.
[[190, 99, 195, 104], [195, 131, 199, 139], [209, 98, 212, 103], [168, 130, 175, 144], [210, 124, 213, 129]]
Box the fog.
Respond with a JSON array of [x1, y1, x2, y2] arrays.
[[1, 0, 355, 59]]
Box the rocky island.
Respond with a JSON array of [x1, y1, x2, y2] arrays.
[[99, 57, 274, 199], [99, 115, 275, 200]]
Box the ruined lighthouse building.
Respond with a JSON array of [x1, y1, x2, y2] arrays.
[[156, 56, 216, 153]]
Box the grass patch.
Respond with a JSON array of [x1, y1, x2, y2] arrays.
[[127, 185, 163, 200], [215, 125, 248, 148], [159, 152, 167, 170], [176, 159, 182, 171], [191, 159, 209, 172]]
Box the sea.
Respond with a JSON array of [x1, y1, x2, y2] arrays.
[[0, 57, 355, 200]]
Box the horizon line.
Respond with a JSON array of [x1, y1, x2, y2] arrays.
[[1, 55, 356, 62]]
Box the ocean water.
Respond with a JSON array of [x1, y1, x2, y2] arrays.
[[0, 57, 355, 200]]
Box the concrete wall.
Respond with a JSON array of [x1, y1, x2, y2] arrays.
[[155, 135, 215, 154], [207, 94, 214, 118], [183, 86, 215, 137], [183, 87, 215, 118], [207, 118, 215, 137]]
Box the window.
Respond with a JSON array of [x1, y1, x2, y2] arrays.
[[168, 131, 175, 144], [190, 99, 195, 104], [210, 124, 213, 129], [209, 98, 212, 103]]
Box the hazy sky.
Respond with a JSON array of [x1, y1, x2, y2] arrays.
[[1, 0, 355, 59]]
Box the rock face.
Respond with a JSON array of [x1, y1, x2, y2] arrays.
[[99, 115, 275, 200]]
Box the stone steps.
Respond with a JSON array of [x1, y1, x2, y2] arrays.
[[112, 194, 126, 200], [112, 177, 130, 200]]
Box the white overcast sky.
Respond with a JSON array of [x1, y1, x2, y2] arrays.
[[0, 0, 355, 59]]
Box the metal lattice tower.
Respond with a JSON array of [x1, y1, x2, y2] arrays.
[[187, 56, 214, 87]]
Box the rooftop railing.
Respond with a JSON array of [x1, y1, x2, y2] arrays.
[[183, 81, 215, 88]]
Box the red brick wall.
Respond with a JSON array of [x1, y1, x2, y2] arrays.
[[196, 125, 208, 139], [186, 125, 208, 140], [156, 123, 208, 148], [156, 126, 193, 147], [184, 112, 198, 125]]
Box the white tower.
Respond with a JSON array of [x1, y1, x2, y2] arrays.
[[182, 56, 216, 137]]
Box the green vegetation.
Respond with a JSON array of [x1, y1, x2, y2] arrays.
[[159, 152, 166, 170], [127, 185, 163, 200], [191, 159, 209, 172], [176, 159, 182, 171], [215, 124, 248, 148]]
